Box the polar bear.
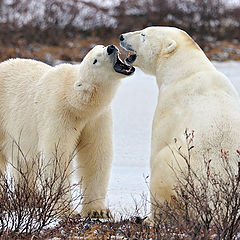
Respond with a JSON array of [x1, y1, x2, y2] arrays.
[[120, 26, 240, 220], [0, 44, 135, 217]]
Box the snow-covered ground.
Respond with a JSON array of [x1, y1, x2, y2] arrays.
[[107, 61, 240, 215]]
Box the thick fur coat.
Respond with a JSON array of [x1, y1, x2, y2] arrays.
[[120, 26, 240, 220], [0, 45, 125, 217]]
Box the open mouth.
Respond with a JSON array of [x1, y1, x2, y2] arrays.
[[114, 52, 135, 76], [119, 42, 137, 65], [125, 52, 137, 65]]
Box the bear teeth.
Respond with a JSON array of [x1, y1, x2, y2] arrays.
[[127, 52, 132, 58], [126, 66, 133, 73]]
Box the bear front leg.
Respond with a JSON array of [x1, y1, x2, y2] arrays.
[[0, 150, 7, 174], [38, 134, 74, 214], [149, 146, 180, 223], [76, 109, 113, 218]]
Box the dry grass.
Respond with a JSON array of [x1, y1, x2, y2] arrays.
[[0, 142, 82, 238], [1, 131, 240, 239], [151, 129, 240, 239], [1, 37, 239, 66]]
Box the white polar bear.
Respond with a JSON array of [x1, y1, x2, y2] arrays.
[[0, 44, 135, 217], [120, 26, 240, 220]]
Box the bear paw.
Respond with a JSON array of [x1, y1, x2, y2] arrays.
[[81, 208, 112, 219]]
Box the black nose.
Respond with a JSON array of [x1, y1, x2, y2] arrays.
[[107, 45, 116, 55], [120, 34, 124, 41]]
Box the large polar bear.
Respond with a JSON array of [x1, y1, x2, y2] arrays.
[[120, 26, 240, 220], [0, 45, 135, 217]]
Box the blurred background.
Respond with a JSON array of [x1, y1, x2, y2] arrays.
[[0, 0, 239, 64]]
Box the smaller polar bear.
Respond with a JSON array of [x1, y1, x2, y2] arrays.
[[0, 45, 135, 217], [120, 26, 240, 220]]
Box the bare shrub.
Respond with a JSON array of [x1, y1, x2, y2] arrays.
[[0, 0, 239, 46], [0, 141, 82, 238], [152, 129, 240, 239]]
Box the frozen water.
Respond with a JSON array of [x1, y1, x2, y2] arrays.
[[107, 61, 240, 215], [108, 68, 156, 215]]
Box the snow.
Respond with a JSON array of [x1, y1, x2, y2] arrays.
[[107, 61, 240, 215], [108, 68, 156, 215]]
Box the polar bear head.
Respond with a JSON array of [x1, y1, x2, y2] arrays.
[[120, 26, 199, 75], [73, 45, 135, 107], [76, 45, 135, 86]]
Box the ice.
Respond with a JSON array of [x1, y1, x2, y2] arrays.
[[107, 61, 240, 214], [107, 68, 156, 215]]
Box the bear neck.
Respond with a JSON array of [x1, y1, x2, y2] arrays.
[[69, 79, 120, 116], [86, 81, 120, 106], [155, 45, 215, 93]]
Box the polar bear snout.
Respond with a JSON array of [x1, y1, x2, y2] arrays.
[[120, 41, 135, 53], [119, 33, 137, 53], [119, 34, 137, 65], [107, 45, 117, 55], [119, 34, 124, 41]]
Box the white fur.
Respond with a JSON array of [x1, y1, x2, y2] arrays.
[[121, 26, 240, 220], [0, 45, 125, 217]]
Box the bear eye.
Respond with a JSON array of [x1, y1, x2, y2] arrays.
[[93, 59, 97, 64], [141, 33, 146, 37]]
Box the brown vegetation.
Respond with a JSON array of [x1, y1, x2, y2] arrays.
[[1, 132, 240, 239], [0, 0, 240, 64], [151, 130, 240, 239], [0, 142, 82, 239]]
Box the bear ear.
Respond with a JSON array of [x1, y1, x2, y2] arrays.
[[164, 39, 177, 55]]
